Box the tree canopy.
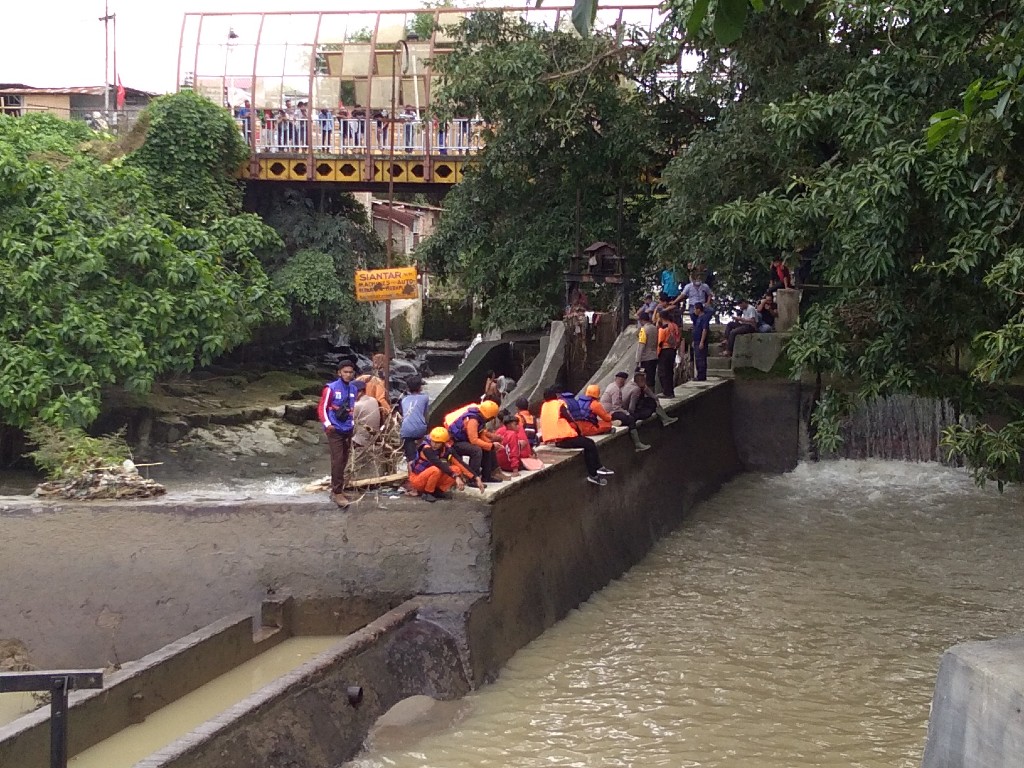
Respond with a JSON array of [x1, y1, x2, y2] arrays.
[[0, 95, 286, 430], [419, 11, 684, 330], [421, 0, 1024, 483]]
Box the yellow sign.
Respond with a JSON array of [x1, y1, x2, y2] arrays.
[[354, 266, 419, 302]]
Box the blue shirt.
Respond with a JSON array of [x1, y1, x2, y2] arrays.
[[661, 269, 681, 299], [692, 312, 711, 348], [399, 392, 430, 439]]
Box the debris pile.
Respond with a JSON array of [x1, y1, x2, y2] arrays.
[[34, 460, 166, 500]]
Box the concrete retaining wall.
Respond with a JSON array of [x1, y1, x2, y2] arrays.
[[921, 634, 1024, 768], [140, 600, 471, 768], [0, 498, 490, 668], [466, 382, 742, 682], [0, 614, 286, 768]]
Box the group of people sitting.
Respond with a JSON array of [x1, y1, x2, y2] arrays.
[[720, 294, 779, 356], [319, 355, 684, 507], [403, 372, 680, 501]]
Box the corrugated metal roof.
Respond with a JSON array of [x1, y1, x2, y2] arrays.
[[0, 84, 156, 97]]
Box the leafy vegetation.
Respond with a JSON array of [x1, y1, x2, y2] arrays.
[[249, 187, 385, 341], [25, 421, 131, 480], [422, 0, 1024, 483], [419, 11, 673, 330], [0, 96, 286, 434], [649, 0, 1024, 484]]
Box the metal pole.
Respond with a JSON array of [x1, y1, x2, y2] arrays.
[[112, 13, 118, 119], [0, 669, 103, 768], [384, 44, 400, 386], [50, 677, 69, 768], [100, 2, 112, 115]]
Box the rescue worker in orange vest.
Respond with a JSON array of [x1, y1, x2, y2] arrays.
[[575, 384, 614, 437], [443, 399, 505, 482], [539, 386, 613, 487], [407, 426, 484, 502], [656, 312, 682, 398]]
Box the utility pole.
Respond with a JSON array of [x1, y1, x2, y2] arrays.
[[99, 2, 115, 115]]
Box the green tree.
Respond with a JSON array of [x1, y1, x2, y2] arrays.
[[0, 100, 286, 431], [251, 188, 385, 341], [419, 11, 666, 330], [648, 0, 1024, 483]]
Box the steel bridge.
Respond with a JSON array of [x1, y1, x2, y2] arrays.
[[178, 4, 663, 190]]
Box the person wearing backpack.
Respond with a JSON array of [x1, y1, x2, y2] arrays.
[[540, 387, 614, 486], [443, 399, 505, 483], [656, 313, 681, 398], [575, 384, 613, 437]]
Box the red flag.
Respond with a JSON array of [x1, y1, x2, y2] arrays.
[[116, 77, 126, 110]]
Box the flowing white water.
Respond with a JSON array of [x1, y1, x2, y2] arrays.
[[350, 460, 1024, 768]]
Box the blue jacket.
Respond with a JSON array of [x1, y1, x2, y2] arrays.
[[318, 379, 356, 433]]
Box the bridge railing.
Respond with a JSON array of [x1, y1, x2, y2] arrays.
[[238, 114, 486, 158]]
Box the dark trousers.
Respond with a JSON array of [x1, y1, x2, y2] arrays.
[[657, 348, 676, 397], [640, 358, 658, 388], [327, 430, 352, 495], [553, 435, 602, 476], [726, 323, 756, 352], [453, 441, 498, 478], [611, 410, 636, 430], [694, 345, 708, 381], [402, 437, 421, 463]]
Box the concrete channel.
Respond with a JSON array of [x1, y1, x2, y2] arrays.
[[2, 369, 1020, 767], [0, 378, 752, 766]]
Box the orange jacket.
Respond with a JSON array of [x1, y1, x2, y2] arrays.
[[540, 399, 579, 443], [444, 405, 496, 451], [357, 374, 392, 415], [658, 322, 681, 353], [578, 400, 613, 436]]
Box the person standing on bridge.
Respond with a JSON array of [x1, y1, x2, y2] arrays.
[[318, 359, 357, 509]]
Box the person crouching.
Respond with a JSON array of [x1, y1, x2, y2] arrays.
[[408, 427, 485, 502]]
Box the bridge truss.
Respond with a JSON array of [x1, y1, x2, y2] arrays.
[[178, 3, 664, 189]]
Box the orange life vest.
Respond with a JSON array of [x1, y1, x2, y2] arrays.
[[540, 399, 578, 443], [443, 404, 472, 429]]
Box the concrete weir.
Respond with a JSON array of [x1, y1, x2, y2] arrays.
[[0, 380, 741, 765], [921, 634, 1024, 768]]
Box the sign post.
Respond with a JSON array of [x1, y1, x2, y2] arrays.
[[355, 266, 418, 386]]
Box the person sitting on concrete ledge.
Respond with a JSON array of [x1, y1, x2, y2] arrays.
[[576, 385, 613, 437], [628, 371, 679, 427], [515, 397, 539, 447], [408, 427, 484, 502], [721, 298, 758, 357], [540, 387, 614, 487], [600, 372, 652, 452], [443, 399, 506, 483], [495, 412, 531, 477]]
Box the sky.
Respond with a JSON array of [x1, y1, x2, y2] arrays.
[[1, 0, 603, 95]]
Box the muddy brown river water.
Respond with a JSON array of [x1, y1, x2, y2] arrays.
[[350, 460, 1024, 768]]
